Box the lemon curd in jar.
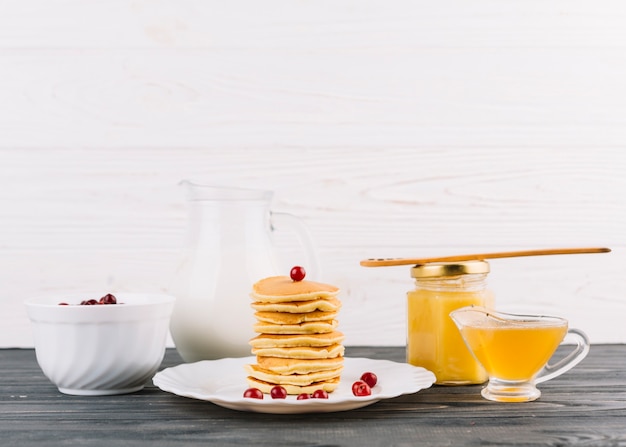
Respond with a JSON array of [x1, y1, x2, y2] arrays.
[[407, 261, 493, 385]]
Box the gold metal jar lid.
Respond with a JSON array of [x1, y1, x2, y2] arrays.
[[410, 260, 490, 278]]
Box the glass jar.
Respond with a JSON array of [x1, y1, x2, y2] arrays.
[[406, 260, 494, 385]]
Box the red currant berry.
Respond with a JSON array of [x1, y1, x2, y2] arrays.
[[352, 380, 372, 397], [270, 385, 287, 399], [311, 389, 328, 399], [58, 302, 69, 306], [290, 266, 306, 282], [99, 293, 117, 305], [296, 393, 310, 400], [243, 388, 264, 399], [81, 299, 98, 306], [360, 372, 378, 388]]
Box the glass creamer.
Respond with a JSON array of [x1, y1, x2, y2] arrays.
[[169, 182, 318, 362], [450, 306, 590, 402], [406, 260, 493, 385]]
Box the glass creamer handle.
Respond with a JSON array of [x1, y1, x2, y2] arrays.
[[535, 328, 590, 384], [270, 212, 321, 279]]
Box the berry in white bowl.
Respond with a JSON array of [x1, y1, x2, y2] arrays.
[[24, 293, 175, 396]]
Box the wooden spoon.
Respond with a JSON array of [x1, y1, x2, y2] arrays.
[[360, 247, 611, 267]]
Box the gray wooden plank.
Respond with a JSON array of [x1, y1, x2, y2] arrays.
[[1, 346, 624, 447]]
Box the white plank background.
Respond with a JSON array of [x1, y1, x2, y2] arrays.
[[1, 0, 625, 348]]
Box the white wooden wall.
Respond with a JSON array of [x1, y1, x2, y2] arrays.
[[2, 1, 625, 348]]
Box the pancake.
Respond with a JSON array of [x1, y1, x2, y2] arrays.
[[244, 363, 343, 386], [251, 297, 342, 313], [254, 310, 337, 325], [253, 319, 338, 335], [256, 356, 344, 374], [251, 276, 339, 303], [251, 343, 345, 359], [245, 274, 344, 395], [249, 331, 345, 348], [246, 376, 340, 395]]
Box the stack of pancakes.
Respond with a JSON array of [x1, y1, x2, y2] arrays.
[[245, 275, 344, 395]]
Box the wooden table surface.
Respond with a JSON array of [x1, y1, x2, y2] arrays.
[[2, 346, 625, 446]]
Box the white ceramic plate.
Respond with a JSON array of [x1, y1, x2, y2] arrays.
[[153, 356, 435, 414]]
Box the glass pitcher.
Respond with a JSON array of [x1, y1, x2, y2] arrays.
[[169, 181, 319, 362]]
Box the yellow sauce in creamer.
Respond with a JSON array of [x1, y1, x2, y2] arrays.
[[406, 261, 493, 385], [458, 320, 567, 381]]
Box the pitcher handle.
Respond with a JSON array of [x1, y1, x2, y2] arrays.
[[270, 212, 321, 279], [535, 328, 590, 384]]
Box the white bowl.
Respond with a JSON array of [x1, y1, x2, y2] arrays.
[[25, 293, 175, 396]]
